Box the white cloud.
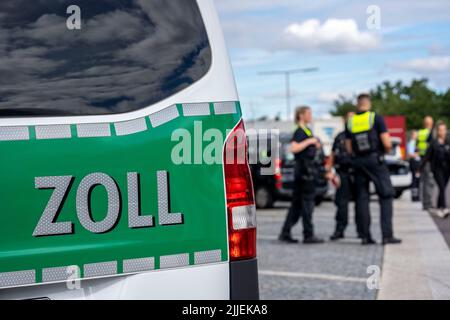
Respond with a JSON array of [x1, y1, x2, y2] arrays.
[[215, 0, 450, 53], [393, 56, 450, 74], [281, 19, 380, 53]]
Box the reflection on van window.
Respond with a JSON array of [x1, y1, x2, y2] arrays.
[[0, 0, 211, 117]]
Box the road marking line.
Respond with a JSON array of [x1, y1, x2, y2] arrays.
[[259, 270, 367, 283]]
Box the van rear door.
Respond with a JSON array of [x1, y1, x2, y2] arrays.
[[0, 0, 256, 299]]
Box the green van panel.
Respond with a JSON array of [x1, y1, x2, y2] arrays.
[[0, 102, 241, 286]]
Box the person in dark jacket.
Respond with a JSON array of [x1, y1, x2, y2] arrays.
[[329, 111, 363, 240], [407, 130, 421, 202], [346, 94, 401, 245], [279, 106, 324, 244], [419, 121, 450, 218]]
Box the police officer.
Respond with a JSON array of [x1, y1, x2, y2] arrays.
[[345, 94, 402, 245], [407, 130, 421, 202], [279, 106, 324, 244], [329, 111, 363, 240], [419, 121, 450, 218], [417, 116, 435, 211]]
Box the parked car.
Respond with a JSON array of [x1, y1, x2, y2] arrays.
[[382, 137, 412, 199], [249, 133, 329, 209]]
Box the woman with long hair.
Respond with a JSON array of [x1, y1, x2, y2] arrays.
[[419, 121, 450, 218]]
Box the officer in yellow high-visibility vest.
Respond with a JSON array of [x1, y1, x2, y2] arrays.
[[329, 111, 363, 241], [416, 116, 435, 211], [279, 106, 324, 244], [345, 94, 402, 245]]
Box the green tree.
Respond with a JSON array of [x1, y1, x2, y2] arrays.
[[331, 79, 450, 129]]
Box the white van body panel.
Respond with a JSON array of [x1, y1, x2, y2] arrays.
[[0, 263, 230, 300], [0, 0, 236, 300]]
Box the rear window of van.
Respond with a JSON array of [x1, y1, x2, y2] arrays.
[[0, 0, 211, 117]]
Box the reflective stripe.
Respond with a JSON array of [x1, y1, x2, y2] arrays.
[[84, 261, 117, 278], [114, 118, 147, 136], [42, 266, 74, 282], [349, 111, 375, 133], [182, 103, 210, 116], [0, 126, 30, 141], [35, 125, 72, 140], [123, 257, 155, 273], [149, 105, 179, 128], [1, 249, 223, 287], [194, 250, 222, 265], [0, 101, 239, 142], [77, 123, 111, 138], [160, 253, 189, 269], [214, 102, 236, 115], [0, 270, 35, 288], [417, 128, 430, 156]]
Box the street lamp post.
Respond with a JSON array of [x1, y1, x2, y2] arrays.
[[259, 67, 319, 120]]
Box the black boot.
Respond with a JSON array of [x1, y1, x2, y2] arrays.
[[278, 234, 299, 244], [330, 231, 344, 241], [303, 236, 325, 244], [361, 237, 377, 245], [382, 237, 402, 245]]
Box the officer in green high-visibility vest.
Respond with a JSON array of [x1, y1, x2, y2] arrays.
[[345, 94, 402, 245], [416, 116, 435, 211]]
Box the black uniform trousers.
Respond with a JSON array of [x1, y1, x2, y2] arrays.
[[433, 167, 450, 209], [409, 159, 421, 201], [334, 170, 362, 236], [281, 172, 316, 239], [353, 154, 394, 239]]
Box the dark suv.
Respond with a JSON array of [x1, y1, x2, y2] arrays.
[[249, 133, 328, 209]]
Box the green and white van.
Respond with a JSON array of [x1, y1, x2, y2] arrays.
[[0, 0, 258, 300]]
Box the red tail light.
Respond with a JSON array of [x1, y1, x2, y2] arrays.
[[274, 159, 282, 190], [224, 120, 257, 261]]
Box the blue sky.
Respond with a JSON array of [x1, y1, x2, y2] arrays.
[[214, 0, 450, 119]]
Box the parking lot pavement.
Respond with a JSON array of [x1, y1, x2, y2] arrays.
[[378, 194, 450, 299], [258, 192, 450, 300], [257, 201, 384, 300]]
